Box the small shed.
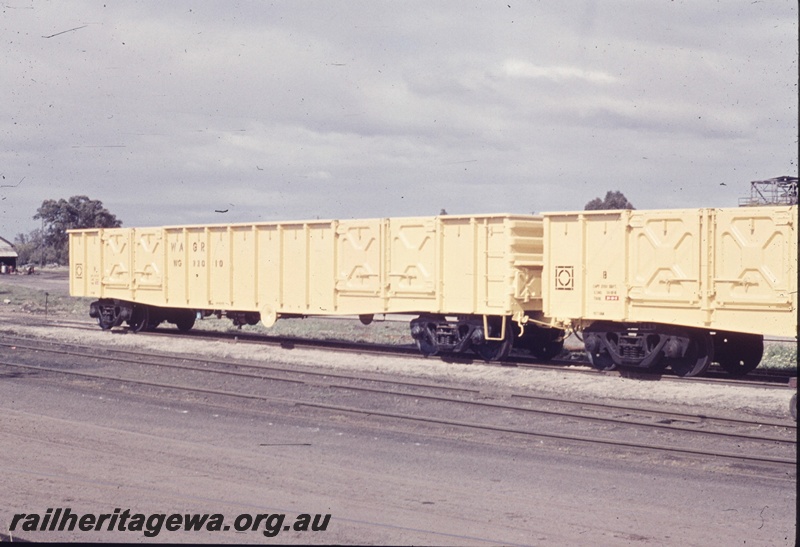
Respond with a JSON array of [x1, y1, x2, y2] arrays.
[[0, 236, 18, 272]]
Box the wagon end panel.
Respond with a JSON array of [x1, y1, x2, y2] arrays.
[[507, 217, 545, 314], [711, 206, 797, 336], [580, 212, 628, 320], [542, 213, 593, 324], [482, 217, 515, 313], [68, 229, 103, 298]]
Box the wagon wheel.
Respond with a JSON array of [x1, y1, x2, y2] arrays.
[[174, 311, 196, 332], [146, 319, 162, 331], [715, 333, 763, 377], [414, 328, 438, 357], [97, 303, 119, 330], [586, 347, 616, 371], [472, 335, 512, 362], [98, 312, 116, 331], [670, 331, 713, 377], [583, 331, 617, 371], [127, 305, 150, 333], [472, 339, 511, 362]]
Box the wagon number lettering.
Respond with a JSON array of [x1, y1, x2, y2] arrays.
[[190, 242, 209, 267]]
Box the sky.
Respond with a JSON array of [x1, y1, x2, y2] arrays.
[[1, 1, 797, 236]]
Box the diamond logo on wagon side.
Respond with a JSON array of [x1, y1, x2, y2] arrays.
[[555, 266, 574, 290]]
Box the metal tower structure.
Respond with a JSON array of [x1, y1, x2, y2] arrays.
[[738, 176, 798, 206]]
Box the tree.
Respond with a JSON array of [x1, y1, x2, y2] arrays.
[[584, 191, 635, 211], [13, 230, 45, 265], [32, 195, 122, 265]]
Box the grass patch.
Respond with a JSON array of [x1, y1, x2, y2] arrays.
[[0, 283, 91, 316], [192, 315, 414, 347], [761, 342, 798, 372]]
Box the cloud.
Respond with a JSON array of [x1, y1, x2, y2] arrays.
[[502, 59, 617, 84], [0, 2, 796, 235]]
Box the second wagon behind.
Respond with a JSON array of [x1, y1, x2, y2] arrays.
[[69, 214, 559, 360]]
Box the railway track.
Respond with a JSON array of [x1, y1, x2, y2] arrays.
[[1, 334, 795, 476], [1, 314, 795, 389]]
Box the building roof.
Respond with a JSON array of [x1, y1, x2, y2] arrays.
[[0, 236, 18, 258]]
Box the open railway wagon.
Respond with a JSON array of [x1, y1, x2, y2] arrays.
[[542, 205, 797, 377], [69, 214, 559, 362], [69, 205, 797, 377]]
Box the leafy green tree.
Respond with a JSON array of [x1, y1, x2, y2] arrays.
[[13, 230, 45, 265], [33, 196, 122, 264], [584, 191, 635, 210]]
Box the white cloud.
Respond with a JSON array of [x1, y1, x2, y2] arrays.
[[502, 59, 618, 84]]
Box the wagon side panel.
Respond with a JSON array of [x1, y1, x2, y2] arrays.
[[128, 227, 165, 306], [97, 227, 135, 302], [230, 225, 258, 311], [438, 217, 478, 313], [625, 209, 704, 323], [255, 224, 281, 318], [386, 217, 437, 312], [334, 219, 385, 313], [182, 227, 210, 309], [711, 206, 797, 336], [165, 228, 189, 307], [298, 222, 336, 315]]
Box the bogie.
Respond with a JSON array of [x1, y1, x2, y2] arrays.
[[409, 315, 513, 362], [582, 323, 719, 377]]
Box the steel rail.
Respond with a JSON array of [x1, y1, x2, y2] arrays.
[[1, 335, 793, 432], [0, 316, 794, 388], [1, 338, 795, 451], [0, 357, 794, 468]]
